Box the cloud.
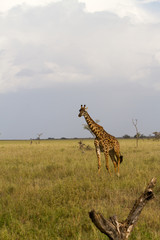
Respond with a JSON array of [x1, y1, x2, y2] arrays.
[[140, 0, 160, 3], [0, 0, 60, 13], [0, 0, 160, 93], [80, 0, 159, 23]]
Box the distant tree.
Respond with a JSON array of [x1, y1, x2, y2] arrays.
[[123, 134, 131, 139], [37, 133, 43, 143], [83, 119, 100, 137], [132, 119, 141, 147], [153, 131, 160, 140], [139, 134, 146, 139]]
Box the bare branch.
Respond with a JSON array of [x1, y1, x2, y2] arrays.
[[132, 119, 140, 147], [89, 178, 156, 240]]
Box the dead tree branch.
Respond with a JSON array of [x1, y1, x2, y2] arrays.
[[78, 141, 93, 153], [132, 119, 140, 147], [89, 178, 156, 240]]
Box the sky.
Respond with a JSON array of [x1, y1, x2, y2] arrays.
[[0, 0, 160, 139]]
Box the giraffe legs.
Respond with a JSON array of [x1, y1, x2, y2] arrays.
[[109, 150, 118, 175], [94, 139, 101, 173], [115, 152, 121, 177], [113, 143, 122, 177], [104, 150, 111, 176], [94, 139, 121, 176]]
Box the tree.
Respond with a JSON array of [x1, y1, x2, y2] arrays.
[[152, 131, 160, 140], [123, 134, 130, 139], [89, 178, 156, 240], [132, 119, 140, 147], [37, 133, 43, 143]]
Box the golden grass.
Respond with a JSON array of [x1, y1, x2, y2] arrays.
[[0, 139, 159, 239]]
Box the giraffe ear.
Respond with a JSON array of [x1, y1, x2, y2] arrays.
[[85, 107, 88, 110]]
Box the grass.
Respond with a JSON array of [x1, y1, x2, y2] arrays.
[[0, 139, 159, 239]]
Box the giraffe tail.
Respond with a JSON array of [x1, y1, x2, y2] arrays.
[[120, 155, 123, 164]]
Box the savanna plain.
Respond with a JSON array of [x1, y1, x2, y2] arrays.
[[0, 139, 159, 240]]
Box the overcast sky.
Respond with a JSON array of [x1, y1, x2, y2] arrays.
[[0, 0, 160, 139]]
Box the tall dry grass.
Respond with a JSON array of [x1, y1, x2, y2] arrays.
[[0, 139, 159, 239]]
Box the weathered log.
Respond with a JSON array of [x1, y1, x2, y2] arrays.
[[89, 178, 156, 240]]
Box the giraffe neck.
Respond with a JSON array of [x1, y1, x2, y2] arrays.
[[83, 112, 103, 138]]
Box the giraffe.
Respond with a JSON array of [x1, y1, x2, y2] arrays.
[[78, 105, 123, 176]]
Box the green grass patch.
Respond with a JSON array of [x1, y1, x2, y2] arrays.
[[0, 139, 159, 239]]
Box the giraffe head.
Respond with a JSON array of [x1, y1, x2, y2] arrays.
[[78, 105, 88, 117]]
